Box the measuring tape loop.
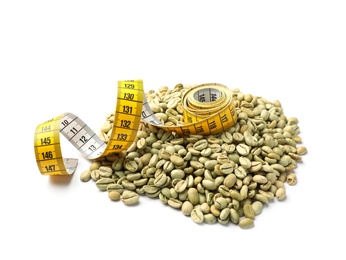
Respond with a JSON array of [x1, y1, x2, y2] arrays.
[[34, 81, 237, 176], [141, 83, 237, 136]]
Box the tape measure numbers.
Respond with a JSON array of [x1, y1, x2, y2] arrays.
[[34, 80, 144, 175], [141, 83, 237, 136], [34, 81, 237, 176]]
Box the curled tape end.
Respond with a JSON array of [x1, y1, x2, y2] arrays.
[[63, 158, 78, 175]]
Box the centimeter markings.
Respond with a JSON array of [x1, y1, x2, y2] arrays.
[[141, 96, 165, 126], [162, 84, 237, 136], [34, 81, 237, 176], [60, 113, 106, 159], [194, 87, 220, 102], [34, 80, 145, 175], [102, 81, 144, 155], [139, 83, 237, 137], [34, 115, 70, 175]]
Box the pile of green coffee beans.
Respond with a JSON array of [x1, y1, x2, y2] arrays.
[[79, 83, 307, 229]]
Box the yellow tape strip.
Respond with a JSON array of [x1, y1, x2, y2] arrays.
[[34, 81, 237, 176], [141, 83, 237, 136], [34, 80, 144, 175]]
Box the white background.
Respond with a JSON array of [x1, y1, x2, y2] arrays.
[[1, 1, 345, 259]]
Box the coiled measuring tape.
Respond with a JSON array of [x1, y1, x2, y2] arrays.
[[34, 80, 237, 176]]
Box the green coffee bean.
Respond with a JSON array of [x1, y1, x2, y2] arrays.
[[182, 201, 194, 216], [251, 201, 263, 215], [229, 189, 244, 201], [215, 197, 228, 210], [200, 202, 210, 214], [255, 193, 269, 204], [90, 161, 102, 171], [107, 183, 124, 194], [154, 173, 168, 188], [187, 188, 199, 205], [174, 180, 187, 193], [121, 190, 140, 205], [287, 173, 297, 185], [80, 169, 91, 182], [108, 191, 121, 201], [219, 208, 230, 221], [95, 178, 114, 191], [221, 132, 233, 143], [218, 185, 230, 197], [239, 218, 254, 229], [191, 209, 204, 224], [193, 139, 208, 151], [170, 154, 184, 166], [167, 198, 182, 209], [220, 163, 234, 174], [90, 169, 100, 181], [223, 174, 237, 188], [243, 204, 255, 219], [204, 213, 217, 224], [202, 179, 217, 191], [126, 173, 142, 182], [252, 175, 268, 184], [210, 205, 220, 217], [170, 169, 185, 179], [229, 208, 239, 224], [276, 187, 286, 201]]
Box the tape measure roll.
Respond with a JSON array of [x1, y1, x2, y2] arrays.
[[141, 83, 237, 136], [34, 81, 237, 176]]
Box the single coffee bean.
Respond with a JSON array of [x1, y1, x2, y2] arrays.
[[287, 173, 297, 185], [121, 190, 140, 205], [108, 191, 121, 201], [243, 204, 255, 219], [167, 198, 183, 209], [80, 169, 91, 182], [95, 178, 115, 191], [239, 217, 254, 229], [276, 187, 286, 201], [181, 201, 194, 216], [191, 209, 204, 224]]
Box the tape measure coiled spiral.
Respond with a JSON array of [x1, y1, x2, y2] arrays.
[[34, 80, 237, 176]]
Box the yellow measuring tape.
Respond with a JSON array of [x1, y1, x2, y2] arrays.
[[34, 80, 237, 176]]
